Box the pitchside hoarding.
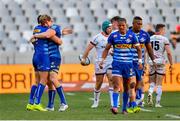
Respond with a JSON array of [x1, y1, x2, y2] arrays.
[[0, 64, 180, 93]]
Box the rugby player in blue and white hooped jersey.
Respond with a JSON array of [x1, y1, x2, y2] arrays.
[[129, 16, 156, 107], [31, 15, 71, 111], [26, 15, 62, 111], [99, 18, 143, 114]]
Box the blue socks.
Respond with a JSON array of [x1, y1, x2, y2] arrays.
[[136, 88, 142, 100], [47, 90, 56, 108], [29, 85, 37, 104], [113, 92, 119, 108], [35, 83, 46, 104], [122, 92, 129, 111], [56, 86, 67, 105]]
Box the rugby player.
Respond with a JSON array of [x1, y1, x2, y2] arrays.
[[147, 24, 173, 108], [99, 18, 142, 114], [81, 20, 113, 108]]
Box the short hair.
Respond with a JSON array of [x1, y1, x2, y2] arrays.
[[118, 17, 127, 23], [38, 14, 51, 25], [37, 15, 42, 24], [110, 16, 121, 23], [155, 24, 165, 32], [133, 16, 142, 23]]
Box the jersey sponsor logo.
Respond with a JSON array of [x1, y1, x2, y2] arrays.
[[115, 44, 132, 49], [132, 43, 145, 48], [33, 29, 41, 33]]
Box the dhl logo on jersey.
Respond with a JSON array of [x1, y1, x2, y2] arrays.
[[33, 29, 41, 33], [132, 44, 145, 48], [115, 44, 132, 49]]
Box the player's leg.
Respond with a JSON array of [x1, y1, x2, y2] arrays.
[[49, 71, 68, 111], [106, 69, 113, 107], [147, 65, 156, 106], [91, 74, 104, 108], [122, 78, 129, 114], [34, 71, 49, 111], [111, 76, 123, 114], [127, 76, 140, 113], [46, 80, 56, 111], [49, 57, 68, 111], [26, 71, 40, 111], [155, 65, 165, 108]]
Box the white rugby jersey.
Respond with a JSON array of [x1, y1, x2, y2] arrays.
[[149, 35, 170, 64], [90, 32, 113, 62]]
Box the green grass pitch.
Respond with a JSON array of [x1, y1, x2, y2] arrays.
[[0, 92, 180, 120]]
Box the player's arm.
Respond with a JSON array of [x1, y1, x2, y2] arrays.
[[81, 42, 94, 62], [165, 44, 173, 69], [62, 27, 73, 35], [33, 29, 56, 38], [99, 43, 111, 69]]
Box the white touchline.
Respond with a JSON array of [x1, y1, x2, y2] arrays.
[[165, 114, 180, 119]]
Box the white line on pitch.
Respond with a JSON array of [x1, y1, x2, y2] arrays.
[[141, 108, 153, 112], [165, 114, 180, 119]]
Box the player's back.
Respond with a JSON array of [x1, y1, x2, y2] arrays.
[[33, 25, 49, 54], [48, 24, 61, 59], [150, 35, 169, 64], [108, 30, 138, 63]]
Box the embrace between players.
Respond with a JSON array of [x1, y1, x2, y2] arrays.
[[80, 16, 173, 114]]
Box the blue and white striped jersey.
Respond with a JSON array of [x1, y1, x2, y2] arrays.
[[108, 30, 139, 63]]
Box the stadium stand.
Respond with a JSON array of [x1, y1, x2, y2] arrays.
[[0, 0, 179, 64]]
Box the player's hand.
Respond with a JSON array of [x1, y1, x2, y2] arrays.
[[99, 61, 104, 69], [29, 35, 36, 43], [138, 63, 143, 70], [169, 64, 173, 72], [80, 58, 86, 66]]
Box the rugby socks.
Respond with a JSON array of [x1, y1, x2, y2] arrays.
[[117, 91, 120, 106], [29, 85, 37, 104], [35, 83, 46, 104], [47, 90, 56, 108], [130, 101, 137, 108], [156, 85, 162, 104], [108, 87, 113, 107], [56, 86, 67, 105], [148, 82, 155, 94], [94, 89, 100, 103], [136, 88, 142, 100], [112, 92, 119, 108], [122, 92, 129, 111]]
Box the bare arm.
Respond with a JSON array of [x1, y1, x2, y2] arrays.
[[62, 27, 73, 35], [82, 42, 94, 60], [145, 43, 155, 61], [49, 36, 62, 45], [99, 43, 111, 69], [165, 44, 173, 65], [102, 43, 111, 60], [135, 44, 143, 69], [34, 29, 56, 38]]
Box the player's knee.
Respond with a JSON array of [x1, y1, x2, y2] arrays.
[[130, 82, 136, 89]]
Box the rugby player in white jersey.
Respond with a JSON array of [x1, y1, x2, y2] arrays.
[[147, 24, 173, 107], [80, 20, 113, 108]]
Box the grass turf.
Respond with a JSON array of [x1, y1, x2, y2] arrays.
[[0, 92, 180, 120]]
